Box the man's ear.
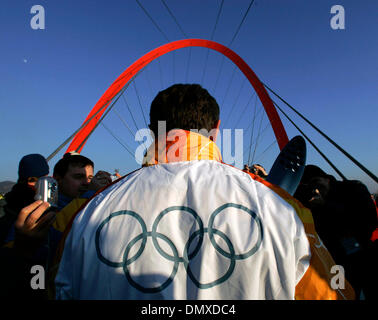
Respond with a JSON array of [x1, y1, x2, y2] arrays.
[[211, 120, 221, 142]]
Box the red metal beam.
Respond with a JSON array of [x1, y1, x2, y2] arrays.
[[66, 39, 289, 153]]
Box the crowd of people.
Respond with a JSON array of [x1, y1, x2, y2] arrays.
[[294, 165, 378, 299], [243, 162, 378, 300], [0, 83, 377, 300], [0, 152, 116, 298]]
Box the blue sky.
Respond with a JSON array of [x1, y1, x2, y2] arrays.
[[0, 0, 377, 193]]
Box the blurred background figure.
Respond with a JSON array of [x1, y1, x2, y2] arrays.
[[111, 169, 121, 181], [294, 164, 378, 300], [251, 163, 268, 179]]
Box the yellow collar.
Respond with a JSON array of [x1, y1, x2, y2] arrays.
[[142, 129, 222, 166]]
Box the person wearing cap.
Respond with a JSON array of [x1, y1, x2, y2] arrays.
[[0, 152, 112, 299], [11, 152, 112, 256], [0, 154, 49, 246], [0, 154, 53, 299]]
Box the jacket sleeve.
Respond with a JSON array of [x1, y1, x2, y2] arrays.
[[244, 172, 356, 299]]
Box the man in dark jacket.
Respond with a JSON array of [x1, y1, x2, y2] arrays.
[[0, 154, 49, 246], [0, 154, 50, 299]]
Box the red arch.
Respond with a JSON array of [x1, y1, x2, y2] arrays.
[[66, 39, 289, 153]]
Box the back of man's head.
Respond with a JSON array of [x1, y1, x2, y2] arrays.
[[53, 153, 94, 178], [149, 84, 220, 137]]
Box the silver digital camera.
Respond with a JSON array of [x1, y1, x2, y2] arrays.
[[34, 176, 58, 207]]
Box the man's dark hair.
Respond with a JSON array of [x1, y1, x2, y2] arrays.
[[149, 84, 220, 137], [53, 153, 94, 178]]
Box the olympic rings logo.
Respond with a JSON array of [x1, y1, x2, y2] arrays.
[[95, 203, 263, 293]]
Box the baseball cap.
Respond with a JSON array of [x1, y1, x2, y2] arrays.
[[18, 153, 49, 180]]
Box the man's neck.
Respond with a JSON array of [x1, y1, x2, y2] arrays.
[[142, 129, 222, 166]]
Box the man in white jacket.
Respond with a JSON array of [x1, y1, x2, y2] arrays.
[[55, 84, 354, 300]]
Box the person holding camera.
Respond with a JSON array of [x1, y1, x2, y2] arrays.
[[0, 152, 112, 299], [2, 153, 112, 253], [0, 154, 52, 299], [0, 153, 50, 246]]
